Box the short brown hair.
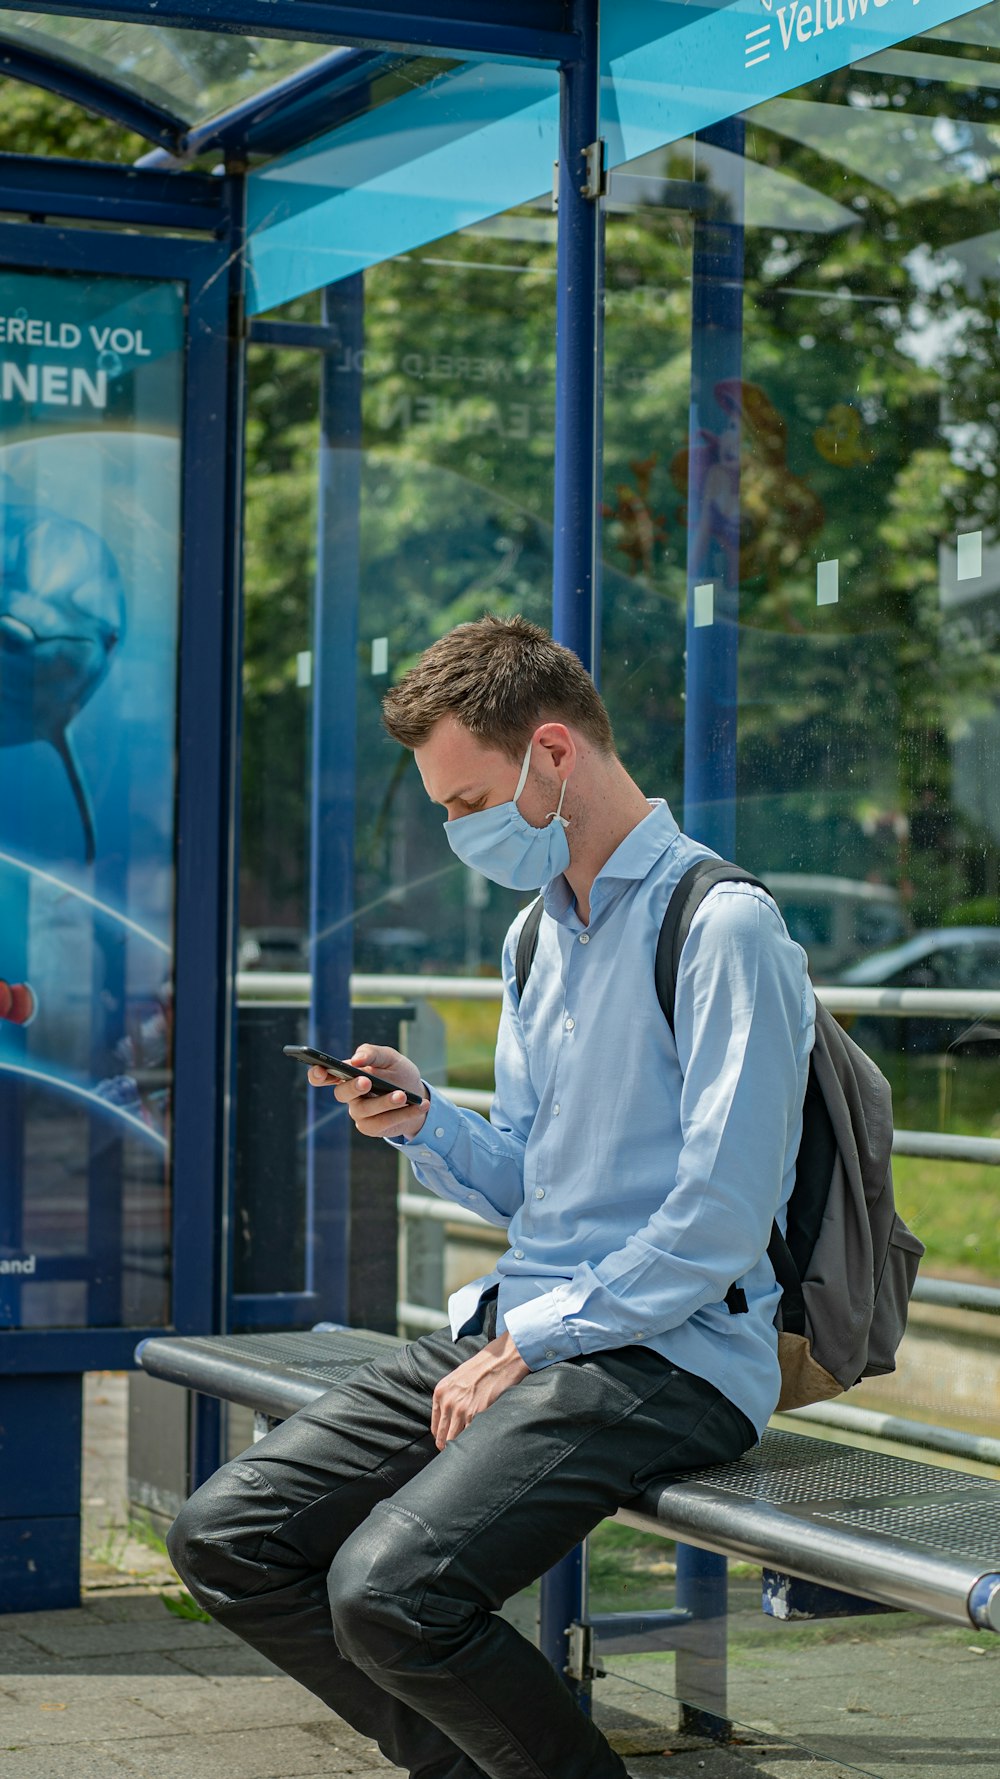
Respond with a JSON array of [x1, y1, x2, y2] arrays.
[[381, 614, 616, 759]]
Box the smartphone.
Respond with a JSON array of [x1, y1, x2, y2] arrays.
[[282, 1045, 423, 1105]]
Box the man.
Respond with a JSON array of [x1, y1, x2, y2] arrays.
[[169, 615, 814, 1779]]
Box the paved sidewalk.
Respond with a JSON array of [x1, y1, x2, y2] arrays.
[[0, 1591, 865, 1779], [0, 1373, 994, 1779]]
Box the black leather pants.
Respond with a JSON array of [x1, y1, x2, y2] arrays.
[[168, 1311, 754, 1779]]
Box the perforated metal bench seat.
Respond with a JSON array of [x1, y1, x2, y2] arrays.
[[136, 1328, 1000, 1634], [136, 1327, 404, 1421]]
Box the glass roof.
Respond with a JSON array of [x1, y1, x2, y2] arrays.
[[0, 12, 326, 124]]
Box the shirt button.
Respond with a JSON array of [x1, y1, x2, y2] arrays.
[[578, 933, 590, 944], [632, 1331, 645, 1340], [434, 1127, 445, 1139], [544, 1349, 556, 1359], [514, 1248, 524, 1259], [534, 1187, 545, 1200], [553, 1103, 561, 1116], [564, 1016, 575, 1032]]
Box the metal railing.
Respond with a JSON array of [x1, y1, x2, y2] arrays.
[[239, 969, 1000, 1021]]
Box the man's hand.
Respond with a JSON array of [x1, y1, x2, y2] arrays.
[[307, 1043, 430, 1142], [431, 1333, 530, 1450]]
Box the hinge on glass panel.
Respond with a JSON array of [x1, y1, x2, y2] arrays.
[[566, 1620, 604, 1685], [552, 159, 560, 212], [581, 139, 608, 201]]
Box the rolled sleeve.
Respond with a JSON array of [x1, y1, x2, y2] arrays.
[[502, 1290, 579, 1370]]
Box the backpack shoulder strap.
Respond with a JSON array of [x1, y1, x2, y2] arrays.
[[654, 859, 769, 1035], [514, 897, 545, 1002], [655, 858, 777, 1320]]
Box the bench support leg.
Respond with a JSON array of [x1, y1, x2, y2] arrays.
[[189, 1390, 225, 1493], [538, 1543, 590, 1711], [675, 1543, 729, 1740]]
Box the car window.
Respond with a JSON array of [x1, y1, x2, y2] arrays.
[[959, 945, 1000, 989], [896, 954, 950, 989]]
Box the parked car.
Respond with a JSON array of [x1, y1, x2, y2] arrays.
[[766, 874, 909, 978], [237, 927, 308, 973], [835, 926, 1000, 1054]]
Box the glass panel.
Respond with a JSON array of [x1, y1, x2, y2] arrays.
[[0, 12, 325, 120], [600, 0, 1000, 1741], [245, 61, 558, 313], [235, 194, 559, 1319], [353, 219, 557, 976], [234, 332, 317, 1302], [0, 266, 184, 1330]]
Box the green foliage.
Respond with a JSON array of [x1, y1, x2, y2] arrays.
[[943, 897, 1000, 927], [0, 79, 145, 162], [160, 1588, 213, 1623]]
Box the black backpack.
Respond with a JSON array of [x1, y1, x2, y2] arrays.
[[514, 860, 923, 1410]]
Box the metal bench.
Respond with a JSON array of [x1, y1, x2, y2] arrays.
[[137, 1326, 1000, 1740]]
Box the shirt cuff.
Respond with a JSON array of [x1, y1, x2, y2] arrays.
[[384, 1084, 461, 1158], [502, 1289, 580, 1371]]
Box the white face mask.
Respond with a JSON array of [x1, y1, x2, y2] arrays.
[[442, 740, 570, 891]]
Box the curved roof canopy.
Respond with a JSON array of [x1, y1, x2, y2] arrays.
[[0, 11, 404, 157], [0, 14, 322, 120]]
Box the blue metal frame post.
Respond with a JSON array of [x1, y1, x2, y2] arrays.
[[306, 276, 365, 1325], [674, 117, 747, 1733], [552, 0, 602, 678], [682, 118, 746, 861], [182, 171, 248, 1487], [539, 0, 601, 1703]]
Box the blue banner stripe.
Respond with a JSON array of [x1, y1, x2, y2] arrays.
[[246, 0, 987, 312]]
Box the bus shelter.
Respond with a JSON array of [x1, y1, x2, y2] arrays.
[[2, 0, 1000, 1626]]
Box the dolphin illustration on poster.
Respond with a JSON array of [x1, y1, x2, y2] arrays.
[[0, 476, 125, 862]]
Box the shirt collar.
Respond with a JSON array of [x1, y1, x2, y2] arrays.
[[542, 799, 681, 925]]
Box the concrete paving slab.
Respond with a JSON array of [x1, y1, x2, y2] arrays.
[[0, 1663, 190, 1702], [0, 1648, 196, 1679], [625, 1754, 863, 1779], [0, 1748, 135, 1779], [104, 1723, 385, 1778], [11, 1614, 236, 1658], [136, 1673, 338, 1733], [0, 1695, 169, 1746], [86, 1594, 190, 1624], [163, 1640, 285, 1678]]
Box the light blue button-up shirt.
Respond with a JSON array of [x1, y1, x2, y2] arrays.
[[391, 800, 815, 1436]]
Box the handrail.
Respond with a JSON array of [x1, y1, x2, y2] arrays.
[[778, 1401, 1000, 1469], [911, 1277, 1000, 1316], [238, 969, 1000, 1019]]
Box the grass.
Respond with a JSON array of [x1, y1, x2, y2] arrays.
[[891, 1154, 1000, 1274], [432, 995, 501, 1090]]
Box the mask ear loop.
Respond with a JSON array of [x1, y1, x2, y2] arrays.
[[516, 737, 570, 826], [547, 777, 570, 829], [512, 741, 533, 804]]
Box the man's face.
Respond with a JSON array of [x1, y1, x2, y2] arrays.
[[415, 715, 539, 825]]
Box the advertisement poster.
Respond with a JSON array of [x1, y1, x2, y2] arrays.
[[0, 268, 184, 1330]]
